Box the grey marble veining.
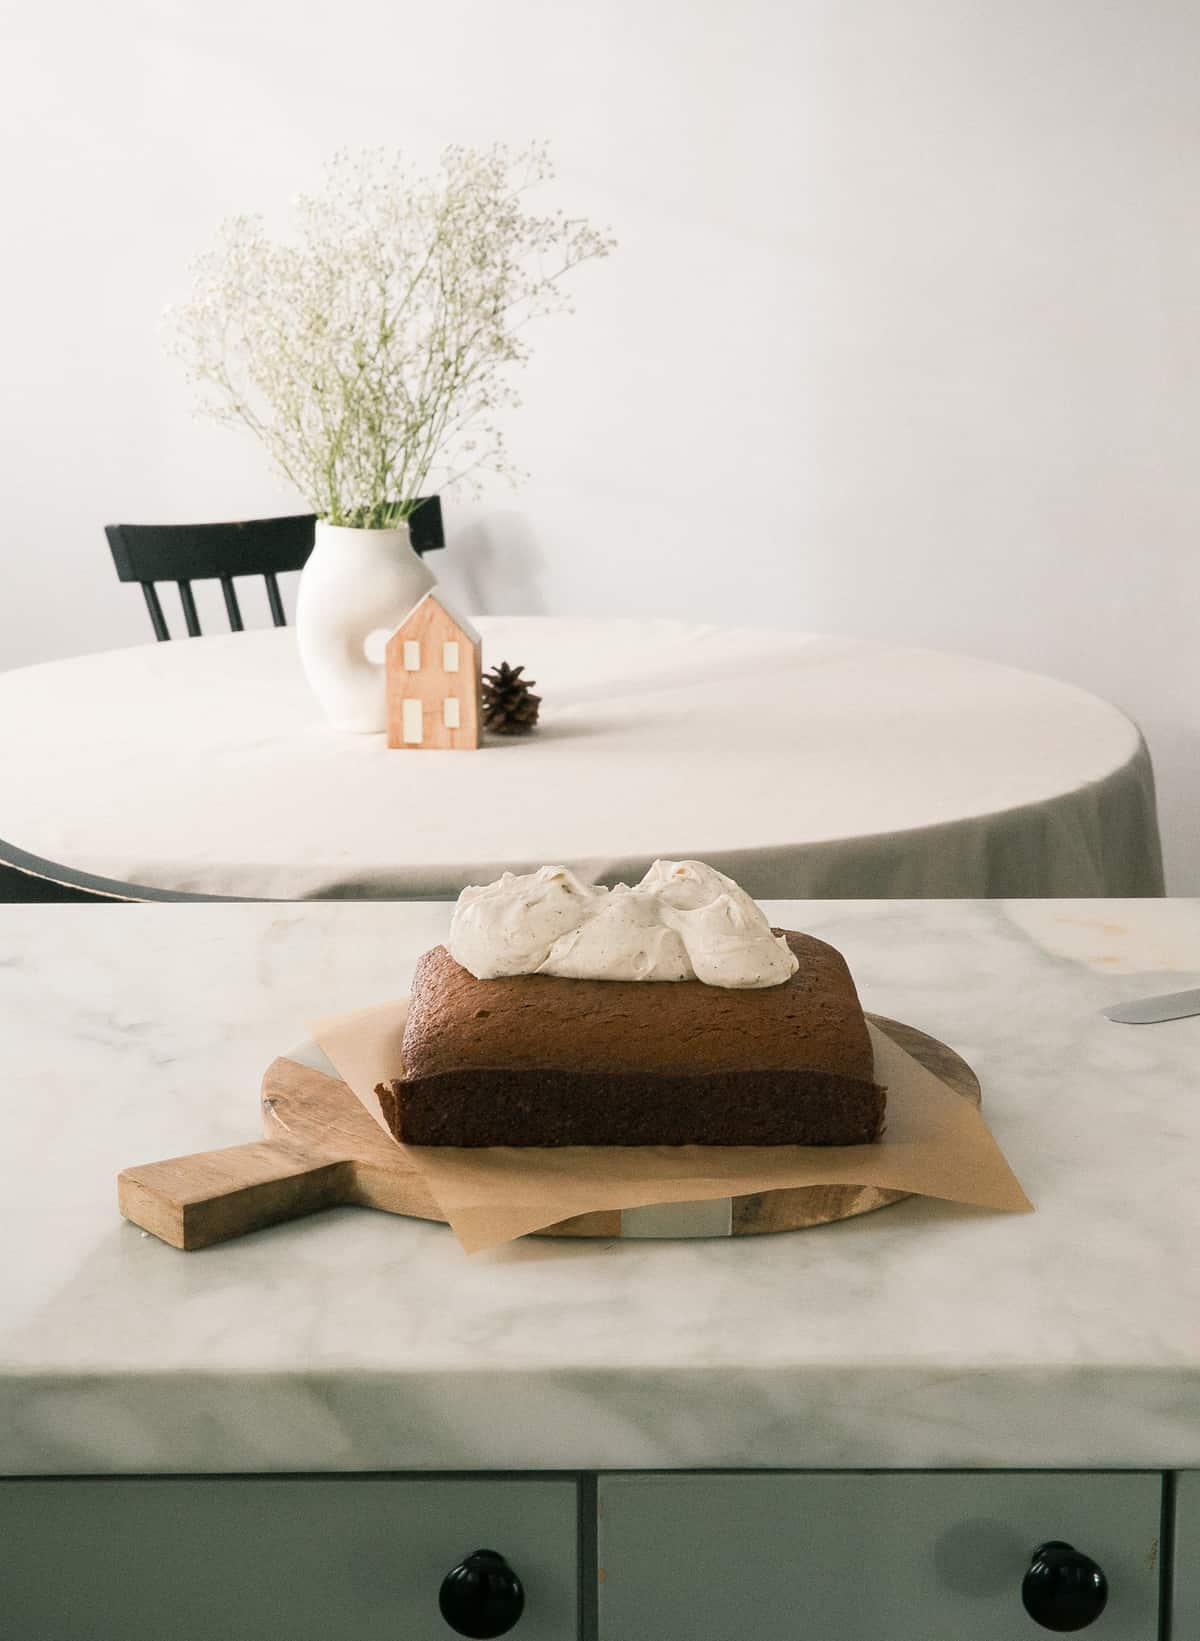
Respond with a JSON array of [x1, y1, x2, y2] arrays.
[[1, 899, 1198, 1475]]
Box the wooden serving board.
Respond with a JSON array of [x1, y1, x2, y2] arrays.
[[118, 1016, 979, 1250]]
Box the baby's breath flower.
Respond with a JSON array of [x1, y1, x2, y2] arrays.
[[164, 143, 614, 529]]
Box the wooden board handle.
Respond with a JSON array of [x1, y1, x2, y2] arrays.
[[118, 1140, 353, 1250]]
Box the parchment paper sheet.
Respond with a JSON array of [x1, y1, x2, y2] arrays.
[[310, 1000, 1032, 1253]]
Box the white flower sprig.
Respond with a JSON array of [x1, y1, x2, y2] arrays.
[[165, 144, 615, 528]]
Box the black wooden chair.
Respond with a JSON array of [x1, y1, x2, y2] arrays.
[[105, 498, 444, 641], [0, 836, 258, 903]]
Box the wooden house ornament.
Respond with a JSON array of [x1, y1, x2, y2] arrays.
[[385, 590, 482, 750]]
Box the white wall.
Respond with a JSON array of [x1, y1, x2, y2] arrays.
[[2, 0, 1198, 887]]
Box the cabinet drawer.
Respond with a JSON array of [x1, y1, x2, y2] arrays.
[[598, 1472, 1161, 1641], [1, 1475, 577, 1641]]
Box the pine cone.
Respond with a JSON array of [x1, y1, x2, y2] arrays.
[[482, 661, 541, 735]]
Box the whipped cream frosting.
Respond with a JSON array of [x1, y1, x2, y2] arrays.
[[447, 859, 800, 989]]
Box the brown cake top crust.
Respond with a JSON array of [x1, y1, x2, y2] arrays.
[[401, 929, 874, 1083]]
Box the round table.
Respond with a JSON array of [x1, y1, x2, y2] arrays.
[[0, 619, 1164, 900]]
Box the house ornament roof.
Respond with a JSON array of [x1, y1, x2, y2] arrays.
[[387, 587, 482, 647]]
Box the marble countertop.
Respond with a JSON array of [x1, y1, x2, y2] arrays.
[[2, 899, 1198, 1476]]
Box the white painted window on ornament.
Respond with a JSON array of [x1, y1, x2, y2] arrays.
[[403, 641, 421, 671], [443, 697, 461, 729], [442, 641, 460, 673], [403, 699, 423, 744]]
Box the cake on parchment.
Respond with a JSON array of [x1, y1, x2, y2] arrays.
[[375, 860, 884, 1148]]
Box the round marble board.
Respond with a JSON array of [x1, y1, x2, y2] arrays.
[[117, 1016, 979, 1251]]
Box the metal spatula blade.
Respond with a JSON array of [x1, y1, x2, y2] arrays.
[[1103, 987, 1200, 1024]]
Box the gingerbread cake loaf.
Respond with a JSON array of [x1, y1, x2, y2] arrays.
[[376, 862, 884, 1148]]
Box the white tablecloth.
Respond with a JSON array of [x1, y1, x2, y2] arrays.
[[0, 619, 1163, 899]]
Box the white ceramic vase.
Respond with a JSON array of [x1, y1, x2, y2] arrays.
[[295, 521, 436, 732]]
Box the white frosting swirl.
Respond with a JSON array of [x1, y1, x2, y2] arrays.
[[447, 860, 799, 989]]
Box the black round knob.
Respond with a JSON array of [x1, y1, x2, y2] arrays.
[[1022, 1541, 1108, 1631], [438, 1548, 525, 1638]]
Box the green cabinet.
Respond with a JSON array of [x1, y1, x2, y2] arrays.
[[1174, 1473, 1199, 1640], [5, 1469, 1186, 1639]]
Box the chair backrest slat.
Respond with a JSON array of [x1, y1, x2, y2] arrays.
[[106, 500, 444, 642], [263, 572, 286, 627], [141, 582, 170, 642], [106, 517, 317, 583], [406, 496, 444, 557], [178, 581, 201, 637], [220, 575, 245, 632]]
